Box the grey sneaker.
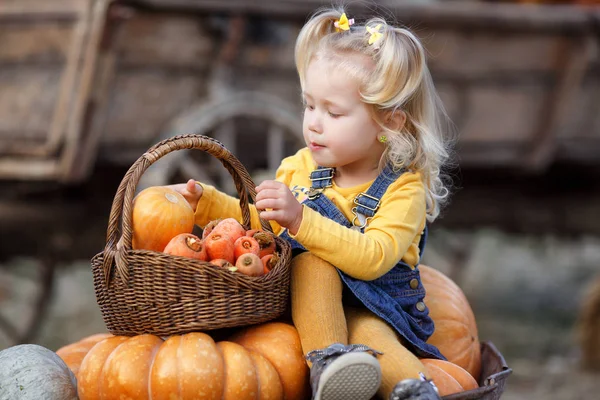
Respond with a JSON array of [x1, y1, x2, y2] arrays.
[[306, 343, 382, 400], [389, 373, 441, 400]]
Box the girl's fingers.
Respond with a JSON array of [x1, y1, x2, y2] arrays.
[[256, 180, 282, 191], [255, 188, 282, 202], [259, 210, 280, 221], [186, 178, 197, 193], [255, 198, 280, 210]]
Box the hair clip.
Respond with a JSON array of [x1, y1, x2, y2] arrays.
[[334, 13, 354, 32], [367, 24, 383, 47]]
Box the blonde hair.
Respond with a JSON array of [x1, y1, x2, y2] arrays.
[[295, 8, 454, 222]]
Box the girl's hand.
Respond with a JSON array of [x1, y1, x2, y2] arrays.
[[255, 180, 303, 235], [167, 179, 203, 212]]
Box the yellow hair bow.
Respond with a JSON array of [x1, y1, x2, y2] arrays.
[[367, 24, 383, 47], [334, 13, 354, 32]]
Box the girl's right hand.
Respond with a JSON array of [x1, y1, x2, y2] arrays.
[[168, 178, 203, 212]]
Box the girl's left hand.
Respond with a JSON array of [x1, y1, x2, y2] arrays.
[[255, 180, 303, 235]]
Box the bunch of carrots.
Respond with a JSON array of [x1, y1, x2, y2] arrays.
[[164, 218, 279, 277]]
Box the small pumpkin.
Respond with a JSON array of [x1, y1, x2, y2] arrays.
[[230, 322, 310, 400], [420, 265, 482, 379], [132, 186, 195, 252], [60, 322, 308, 400], [0, 344, 78, 400], [420, 358, 479, 397], [56, 333, 112, 377]]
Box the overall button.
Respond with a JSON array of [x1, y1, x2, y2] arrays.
[[409, 278, 419, 289], [416, 301, 426, 312]]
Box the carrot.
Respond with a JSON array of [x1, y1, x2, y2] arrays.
[[234, 236, 260, 261], [210, 258, 234, 268], [163, 233, 207, 261], [245, 229, 260, 237], [261, 252, 279, 275], [201, 219, 222, 239], [249, 231, 277, 258], [205, 232, 235, 264], [212, 218, 246, 243], [235, 253, 264, 277]]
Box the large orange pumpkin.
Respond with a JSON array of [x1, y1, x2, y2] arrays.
[[131, 186, 195, 252], [57, 322, 309, 400], [420, 358, 478, 396], [420, 265, 482, 379]]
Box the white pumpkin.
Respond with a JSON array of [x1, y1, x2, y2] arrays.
[[0, 344, 78, 400]]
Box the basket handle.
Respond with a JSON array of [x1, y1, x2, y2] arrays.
[[102, 134, 272, 285]]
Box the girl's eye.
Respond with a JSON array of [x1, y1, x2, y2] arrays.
[[328, 112, 341, 118], [305, 105, 315, 111]]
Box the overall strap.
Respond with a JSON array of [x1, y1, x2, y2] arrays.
[[307, 167, 335, 199], [351, 163, 403, 229]]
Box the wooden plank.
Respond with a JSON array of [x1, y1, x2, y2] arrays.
[[0, 158, 59, 179], [131, 0, 591, 31], [100, 71, 204, 145], [0, 23, 73, 64], [459, 84, 547, 143], [0, 0, 85, 20], [0, 68, 63, 146], [115, 13, 214, 69], [524, 35, 594, 170], [59, 0, 112, 182], [424, 29, 565, 76]]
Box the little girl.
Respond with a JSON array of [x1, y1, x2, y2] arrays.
[[172, 7, 452, 400]]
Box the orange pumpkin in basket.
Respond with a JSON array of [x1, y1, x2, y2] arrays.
[[57, 322, 309, 400], [420, 358, 479, 397], [131, 186, 195, 252], [420, 265, 482, 380]]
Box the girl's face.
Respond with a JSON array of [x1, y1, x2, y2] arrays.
[[302, 57, 384, 181]]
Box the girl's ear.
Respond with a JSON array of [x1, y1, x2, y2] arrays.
[[384, 110, 406, 132]]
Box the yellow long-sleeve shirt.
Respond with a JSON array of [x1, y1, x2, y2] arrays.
[[195, 148, 426, 281]]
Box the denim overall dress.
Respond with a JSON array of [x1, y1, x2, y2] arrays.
[[280, 165, 445, 360]]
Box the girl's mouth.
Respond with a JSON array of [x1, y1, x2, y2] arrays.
[[309, 142, 325, 151]]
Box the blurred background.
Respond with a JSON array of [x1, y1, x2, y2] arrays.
[[1, 0, 599, 398]]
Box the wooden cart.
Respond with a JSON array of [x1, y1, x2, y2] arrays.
[[1, 2, 598, 392]]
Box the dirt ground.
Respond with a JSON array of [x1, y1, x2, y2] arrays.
[[476, 315, 600, 400]]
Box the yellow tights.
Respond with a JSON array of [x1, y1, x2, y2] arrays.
[[290, 252, 430, 399]]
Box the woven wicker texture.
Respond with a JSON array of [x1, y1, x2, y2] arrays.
[[444, 342, 512, 400], [91, 134, 292, 336]]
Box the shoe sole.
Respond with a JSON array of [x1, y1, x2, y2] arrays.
[[315, 352, 381, 400]]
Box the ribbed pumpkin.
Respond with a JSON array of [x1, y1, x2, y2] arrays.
[[57, 322, 309, 400], [420, 358, 479, 396], [56, 333, 112, 377], [420, 265, 482, 380], [131, 186, 195, 252]]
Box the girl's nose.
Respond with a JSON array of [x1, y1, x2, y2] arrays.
[[307, 112, 322, 134]]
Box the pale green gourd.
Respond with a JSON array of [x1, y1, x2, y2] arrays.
[[0, 344, 78, 400]]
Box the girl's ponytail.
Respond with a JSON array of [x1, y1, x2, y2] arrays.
[[365, 20, 452, 221], [295, 9, 343, 87], [363, 20, 426, 109]]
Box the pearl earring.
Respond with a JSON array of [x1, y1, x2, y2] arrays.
[[378, 135, 387, 143]]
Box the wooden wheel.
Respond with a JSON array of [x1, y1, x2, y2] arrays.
[[138, 91, 304, 192]]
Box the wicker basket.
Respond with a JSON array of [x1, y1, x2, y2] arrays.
[[444, 341, 512, 400], [91, 134, 292, 337]]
